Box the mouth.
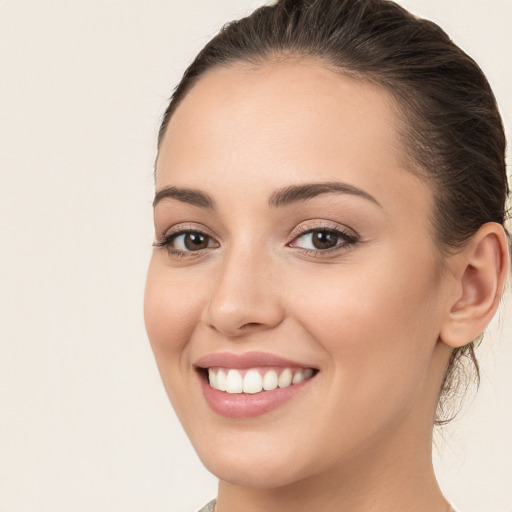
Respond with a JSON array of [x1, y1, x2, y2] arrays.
[[205, 366, 315, 394], [194, 352, 319, 418]]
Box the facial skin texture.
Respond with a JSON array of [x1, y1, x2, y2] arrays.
[[145, 60, 467, 512]]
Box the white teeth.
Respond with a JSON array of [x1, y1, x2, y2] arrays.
[[278, 368, 293, 388], [226, 369, 243, 393], [262, 370, 278, 391], [242, 369, 263, 394], [216, 369, 227, 391], [208, 367, 315, 394], [208, 368, 217, 388], [292, 370, 304, 384]]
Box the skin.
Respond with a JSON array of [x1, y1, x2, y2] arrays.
[[144, 59, 506, 512]]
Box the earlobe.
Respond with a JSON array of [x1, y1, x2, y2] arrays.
[[440, 223, 510, 348]]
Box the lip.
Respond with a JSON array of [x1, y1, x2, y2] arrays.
[[195, 351, 318, 418], [195, 351, 315, 370]]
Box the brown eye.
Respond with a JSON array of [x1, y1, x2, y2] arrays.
[[182, 232, 210, 251], [291, 228, 358, 253], [162, 231, 218, 252], [310, 231, 339, 250]]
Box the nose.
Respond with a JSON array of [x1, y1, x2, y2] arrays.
[[202, 246, 285, 338]]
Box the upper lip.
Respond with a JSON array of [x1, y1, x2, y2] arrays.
[[194, 351, 317, 370]]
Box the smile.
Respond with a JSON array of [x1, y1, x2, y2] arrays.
[[208, 367, 315, 394], [195, 352, 319, 418]]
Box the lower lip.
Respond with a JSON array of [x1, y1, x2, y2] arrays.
[[198, 371, 315, 418]]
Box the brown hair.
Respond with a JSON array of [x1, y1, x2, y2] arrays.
[[157, 0, 509, 424]]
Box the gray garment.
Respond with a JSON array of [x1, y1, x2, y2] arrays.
[[197, 499, 215, 512], [196, 499, 458, 511]]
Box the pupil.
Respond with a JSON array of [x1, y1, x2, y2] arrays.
[[313, 231, 338, 250], [184, 233, 208, 250]]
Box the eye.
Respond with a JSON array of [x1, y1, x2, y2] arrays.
[[154, 229, 219, 256], [171, 231, 216, 251], [289, 226, 358, 253]]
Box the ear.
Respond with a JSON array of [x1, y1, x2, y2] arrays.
[[440, 222, 510, 348]]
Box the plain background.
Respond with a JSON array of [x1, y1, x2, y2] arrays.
[[0, 1, 511, 511]]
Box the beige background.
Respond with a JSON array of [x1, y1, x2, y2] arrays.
[[0, 1, 510, 511]]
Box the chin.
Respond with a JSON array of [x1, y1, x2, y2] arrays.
[[201, 452, 309, 489], [189, 424, 330, 490]]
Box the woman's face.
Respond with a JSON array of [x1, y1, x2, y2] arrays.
[[145, 60, 453, 489]]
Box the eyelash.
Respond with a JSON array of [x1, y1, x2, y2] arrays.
[[153, 228, 218, 258], [153, 223, 359, 259], [288, 224, 359, 256]]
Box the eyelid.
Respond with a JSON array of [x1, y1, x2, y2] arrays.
[[288, 220, 358, 240], [153, 223, 220, 256], [287, 220, 360, 255], [158, 222, 217, 240]]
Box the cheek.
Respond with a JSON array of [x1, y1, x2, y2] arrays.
[[285, 251, 441, 396], [290, 261, 437, 340], [144, 259, 203, 360], [144, 259, 208, 422]]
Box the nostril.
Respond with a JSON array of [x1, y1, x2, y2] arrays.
[[207, 321, 263, 333], [241, 322, 262, 329]]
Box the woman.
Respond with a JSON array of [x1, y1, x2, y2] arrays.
[[144, 0, 509, 510]]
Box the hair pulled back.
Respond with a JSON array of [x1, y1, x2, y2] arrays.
[[158, 0, 509, 424]]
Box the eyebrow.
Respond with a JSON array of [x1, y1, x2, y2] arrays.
[[268, 181, 382, 208], [153, 181, 381, 209], [153, 186, 215, 209]]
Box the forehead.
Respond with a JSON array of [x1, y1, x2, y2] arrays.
[[157, 58, 430, 218], [162, 59, 402, 164]]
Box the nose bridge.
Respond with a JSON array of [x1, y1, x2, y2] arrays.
[[203, 238, 284, 336]]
